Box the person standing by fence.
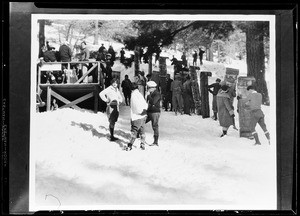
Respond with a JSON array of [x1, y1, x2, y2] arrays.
[[99, 78, 123, 142], [208, 78, 221, 120]]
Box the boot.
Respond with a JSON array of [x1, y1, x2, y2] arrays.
[[220, 130, 227, 137], [150, 135, 159, 146], [265, 131, 270, 144], [213, 112, 218, 120], [126, 137, 135, 151], [253, 133, 261, 145], [110, 127, 118, 141], [140, 143, 145, 150]]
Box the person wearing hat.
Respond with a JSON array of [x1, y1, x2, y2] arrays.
[[219, 80, 238, 130], [245, 86, 270, 145], [99, 78, 123, 141], [146, 80, 162, 146], [171, 75, 184, 115], [192, 51, 198, 66], [208, 78, 221, 120], [216, 85, 235, 137], [126, 82, 149, 151]]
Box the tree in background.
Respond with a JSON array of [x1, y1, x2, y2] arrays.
[[236, 21, 270, 105]]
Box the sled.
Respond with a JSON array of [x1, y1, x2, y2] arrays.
[[237, 76, 256, 138], [189, 66, 202, 115], [224, 67, 239, 87], [200, 71, 212, 118]]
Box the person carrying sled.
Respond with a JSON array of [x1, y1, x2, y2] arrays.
[[208, 78, 221, 120], [217, 85, 235, 137], [245, 85, 271, 145], [126, 83, 149, 151], [99, 78, 123, 141]]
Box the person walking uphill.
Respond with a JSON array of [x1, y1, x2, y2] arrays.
[[217, 85, 235, 137], [121, 75, 132, 106], [146, 81, 162, 146], [126, 83, 149, 151], [99, 78, 123, 141], [245, 86, 270, 145], [208, 78, 221, 120]]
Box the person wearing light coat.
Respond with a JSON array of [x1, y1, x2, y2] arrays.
[[126, 83, 149, 151], [217, 85, 235, 137], [99, 78, 123, 141]]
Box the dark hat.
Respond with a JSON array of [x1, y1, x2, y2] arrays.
[[247, 85, 255, 91], [216, 78, 221, 82], [221, 85, 229, 91], [110, 100, 118, 106]]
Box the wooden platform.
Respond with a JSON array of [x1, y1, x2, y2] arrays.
[[39, 83, 101, 113]]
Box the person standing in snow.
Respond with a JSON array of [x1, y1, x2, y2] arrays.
[[126, 83, 149, 151], [199, 47, 205, 65], [220, 81, 238, 130], [99, 78, 123, 141], [192, 51, 198, 66], [163, 74, 173, 111], [121, 75, 132, 106], [245, 85, 270, 145], [146, 81, 162, 146], [208, 78, 221, 120], [183, 75, 193, 115], [171, 75, 184, 115], [120, 47, 125, 63], [217, 85, 235, 137]]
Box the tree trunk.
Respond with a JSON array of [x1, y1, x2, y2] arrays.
[[134, 46, 140, 76], [207, 43, 214, 62], [38, 20, 45, 58], [246, 22, 269, 105], [94, 20, 99, 45]]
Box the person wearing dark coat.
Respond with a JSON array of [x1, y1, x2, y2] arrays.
[[98, 44, 106, 53], [217, 85, 235, 137], [108, 45, 116, 62], [121, 75, 132, 106], [208, 78, 221, 120], [199, 47, 205, 65], [120, 48, 125, 63], [146, 81, 162, 146], [245, 85, 270, 145], [59, 41, 72, 62], [181, 52, 187, 68], [163, 74, 173, 111], [192, 51, 198, 66], [41, 45, 57, 62]]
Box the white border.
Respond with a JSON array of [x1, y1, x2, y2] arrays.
[[30, 14, 276, 211]]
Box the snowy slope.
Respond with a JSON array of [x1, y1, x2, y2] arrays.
[[30, 104, 276, 211]]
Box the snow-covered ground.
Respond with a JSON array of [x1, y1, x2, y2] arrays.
[[30, 102, 276, 211]]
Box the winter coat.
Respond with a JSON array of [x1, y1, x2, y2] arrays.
[[208, 83, 221, 96], [43, 50, 57, 62], [147, 90, 161, 113], [245, 91, 262, 111], [59, 44, 72, 62], [80, 48, 90, 61], [217, 91, 234, 128], [99, 85, 123, 111], [121, 79, 132, 94], [130, 89, 148, 121]]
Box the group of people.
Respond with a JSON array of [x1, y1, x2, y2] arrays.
[[208, 78, 270, 145], [99, 74, 270, 149], [99, 77, 161, 151]]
